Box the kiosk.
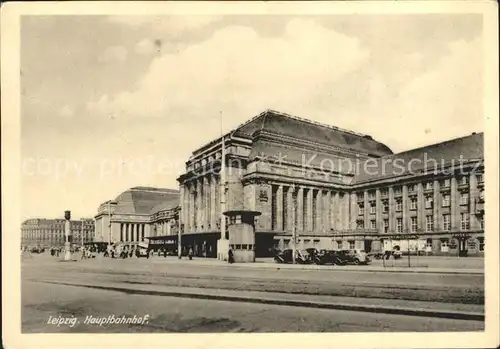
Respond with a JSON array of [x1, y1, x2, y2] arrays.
[[222, 210, 261, 263]]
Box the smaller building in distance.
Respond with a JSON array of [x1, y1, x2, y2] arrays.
[[94, 187, 180, 244], [21, 218, 95, 248]]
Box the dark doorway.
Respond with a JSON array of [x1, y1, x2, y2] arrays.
[[364, 240, 372, 253]]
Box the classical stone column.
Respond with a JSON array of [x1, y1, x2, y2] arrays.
[[316, 190, 323, 233], [306, 188, 313, 232], [388, 186, 395, 233], [364, 190, 369, 229], [325, 191, 332, 232], [418, 183, 425, 232], [297, 187, 304, 232], [376, 189, 382, 234], [350, 192, 357, 229], [211, 175, 217, 230], [402, 185, 409, 232], [333, 192, 340, 231], [196, 179, 202, 230], [469, 173, 479, 229], [287, 186, 293, 232], [277, 185, 284, 231], [181, 184, 186, 233], [450, 176, 458, 230], [432, 180, 440, 232]]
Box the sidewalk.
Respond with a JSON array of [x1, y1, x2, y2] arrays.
[[147, 256, 483, 275], [36, 278, 484, 322]]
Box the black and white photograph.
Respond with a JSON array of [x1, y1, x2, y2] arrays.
[[2, 1, 499, 348]]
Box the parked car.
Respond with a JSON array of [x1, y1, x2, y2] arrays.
[[314, 249, 340, 265], [335, 249, 371, 265], [274, 249, 311, 264]]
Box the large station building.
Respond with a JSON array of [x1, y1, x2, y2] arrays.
[[93, 109, 485, 258]]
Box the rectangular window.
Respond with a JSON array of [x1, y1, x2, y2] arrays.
[[396, 218, 403, 233], [426, 238, 433, 248], [242, 244, 248, 250], [459, 176, 469, 185], [358, 203, 364, 216], [337, 241, 343, 249], [370, 203, 376, 214], [357, 193, 364, 201], [394, 187, 402, 196], [442, 214, 451, 230], [425, 196, 433, 209], [356, 220, 364, 229], [313, 239, 320, 245], [235, 244, 242, 250], [476, 174, 484, 183], [348, 240, 355, 250], [411, 217, 418, 232], [441, 239, 449, 252], [460, 213, 470, 230], [440, 178, 451, 187], [304, 239, 311, 246], [408, 184, 416, 192], [370, 220, 376, 229], [425, 182, 434, 190], [410, 197, 418, 210], [460, 193, 469, 205], [380, 189, 388, 197], [395, 199, 402, 212], [382, 201, 389, 213], [368, 191, 376, 200], [480, 215, 484, 230], [478, 237, 484, 252], [442, 194, 450, 207], [425, 215, 434, 232], [383, 219, 389, 233]]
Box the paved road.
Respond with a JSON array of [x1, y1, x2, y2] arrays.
[[23, 253, 484, 305], [22, 281, 484, 333]]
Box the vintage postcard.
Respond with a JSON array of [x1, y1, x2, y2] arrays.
[[1, 1, 499, 349]]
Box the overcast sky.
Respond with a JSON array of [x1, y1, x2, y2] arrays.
[[20, 14, 483, 221]]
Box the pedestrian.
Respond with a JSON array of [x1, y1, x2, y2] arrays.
[[188, 247, 193, 260], [228, 248, 234, 264], [163, 248, 167, 258]]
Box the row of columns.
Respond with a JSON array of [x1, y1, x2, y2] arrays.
[[119, 223, 146, 242], [153, 220, 174, 236], [271, 184, 349, 233], [182, 174, 220, 233]]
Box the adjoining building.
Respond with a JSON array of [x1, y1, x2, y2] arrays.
[[90, 110, 484, 258], [177, 109, 485, 257], [21, 218, 95, 248], [94, 186, 180, 246]]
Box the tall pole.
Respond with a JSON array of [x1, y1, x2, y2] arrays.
[[108, 201, 112, 245], [63, 210, 72, 261]]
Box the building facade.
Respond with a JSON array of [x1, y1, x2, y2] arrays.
[[94, 187, 180, 245], [21, 218, 95, 247], [177, 110, 485, 257]]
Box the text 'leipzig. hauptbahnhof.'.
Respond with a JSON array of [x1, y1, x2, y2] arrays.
[[23, 110, 485, 258]]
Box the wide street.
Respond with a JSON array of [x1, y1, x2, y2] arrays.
[[22, 252, 485, 333]]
